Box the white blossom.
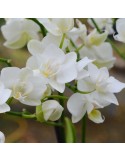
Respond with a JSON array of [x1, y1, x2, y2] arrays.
[[67, 93, 104, 123], [1, 67, 47, 106], [77, 63, 125, 107], [1, 18, 40, 49], [26, 44, 77, 93], [114, 18, 125, 43], [0, 81, 11, 113], [42, 100, 64, 121], [0, 131, 5, 143], [37, 18, 74, 36]]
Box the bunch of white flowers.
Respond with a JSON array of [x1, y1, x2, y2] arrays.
[[0, 18, 125, 143]]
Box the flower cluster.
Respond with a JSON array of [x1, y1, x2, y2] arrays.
[[0, 18, 125, 142]]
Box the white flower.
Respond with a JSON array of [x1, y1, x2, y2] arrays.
[[67, 93, 104, 123], [79, 42, 115, 69], [0, 131, 5, 143], [0, 81, 11, 113], [114, 18, 125, 43], [42, 100, 63, 121], [26, 44, 77, 93], [88, 18, 114, 34], [1, 67, 47, 106], [37, 18, 74, 36], [1, 18, 40, 49], [77, 63, 125, 107]]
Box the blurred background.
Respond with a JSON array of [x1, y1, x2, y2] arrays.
[[0, 18, 125, 143]]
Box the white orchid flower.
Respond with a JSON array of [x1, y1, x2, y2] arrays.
[[42, 100, 64, 121], [114, 18, 125, 43], [37, 18, 74, 36], [1, 67, 47, 106], [88, 18, 114, 34], [1, 18, 40, 49], [79, 42, 115, 69], [0, 131, 5, 143], [26, 44, 77, 93], [0, 81, 11, 113], [77, 63, 125, 107], [67, 93, 104, 123]]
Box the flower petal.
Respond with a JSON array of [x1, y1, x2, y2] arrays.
[[67, 93, 87, 123], [27, 39, 44, 56], [0, 89, 11, 105], [38, 18, 62, 36], [49, 78, 65, 93], [0, 103, 10, 113], [1, 67, 20, 88], [107, 77, 125, 93], [88, 109, 104, 123], [77, 57, 93, 71]]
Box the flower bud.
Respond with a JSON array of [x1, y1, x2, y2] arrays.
[[36, 100, 64, 122]]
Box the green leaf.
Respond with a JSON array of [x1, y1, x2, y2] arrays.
[[64, 117, 76, 143], [36, 105, 45, 122]]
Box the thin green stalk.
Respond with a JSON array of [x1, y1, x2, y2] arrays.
[[91, 18, 125, 60], [41, 95, 68, 102], [28, 18, 47, 37], [0, 58, 12, 67], [6, 111, 62, 127], [6, 111, 22, 117], [59, 34, 65, 49], [45, 121, 63, 127], [70, 39, 80, 60], [54, 92, 65, 143], [90, 18, 101, 33], [75, 43, 84, 53], [82, 114, 86, 143], [64, 117, 76, 143], [107, 38, 125, 60], [66, 83, 94, 94]]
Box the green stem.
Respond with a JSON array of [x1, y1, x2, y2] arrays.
[[90, 18, 101, 33], [91, 18, 125, 60], [6, 111, 62, 127], [75, 43, 84, 53], [6, 111, 22, 117], [82, 114, 86, 143], [41, 95, 68, 102], [54, 92, 65, 143], [0, 58, 12, 67], [70, 39, 80, 61], [66, 83, 94, 94], [45, 121, 63, 127], [59, 34, 65, 49], [28, 18, 47, 37], [107, 38, 125, 60]]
